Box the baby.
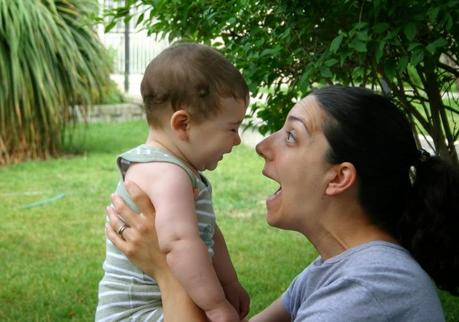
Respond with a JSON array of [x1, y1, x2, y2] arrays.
[[96, 43, 250, 322]]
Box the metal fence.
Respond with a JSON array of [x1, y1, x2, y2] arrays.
[[99, 0, 169, 75], [102, 32, 169, 74]]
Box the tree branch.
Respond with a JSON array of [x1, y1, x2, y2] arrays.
[[438, 62, 459, 77]]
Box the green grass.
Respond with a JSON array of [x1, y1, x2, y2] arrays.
[[1, 120, 458, 321]]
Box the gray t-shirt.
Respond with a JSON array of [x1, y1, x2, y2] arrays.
[[282, 241, 444, 322]]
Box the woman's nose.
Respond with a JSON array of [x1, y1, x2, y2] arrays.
[[256, 136, 271, 159]]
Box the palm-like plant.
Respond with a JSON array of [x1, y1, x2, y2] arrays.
[[0, 0, 112, 164]]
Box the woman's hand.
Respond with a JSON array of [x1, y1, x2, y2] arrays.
[[105, 181, 166, 278], [105, 181, 208, 322]]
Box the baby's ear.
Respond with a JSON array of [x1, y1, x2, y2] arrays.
[[170, 110, 191, 140], [325, 162, 357, 196]]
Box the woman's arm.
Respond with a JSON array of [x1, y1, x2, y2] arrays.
[[213, 224, 250, 318], [105, 181, 207, 322], [250, 298, 290, 322]]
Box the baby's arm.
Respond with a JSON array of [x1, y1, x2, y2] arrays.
[[126, 162, 238, 321], [213, 225, 250, 318]]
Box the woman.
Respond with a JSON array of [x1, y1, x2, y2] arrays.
[[106, 86, 459, 321]]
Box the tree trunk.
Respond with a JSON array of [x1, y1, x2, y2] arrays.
[[421, 59, 459, 165]]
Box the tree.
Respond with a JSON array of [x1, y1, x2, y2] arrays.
[[0, 0, 112, 165], [106, 0, 459, 164]]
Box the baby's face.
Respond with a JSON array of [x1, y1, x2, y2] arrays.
[[186, 97, 247, 171]]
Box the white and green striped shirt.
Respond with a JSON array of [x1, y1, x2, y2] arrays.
[[96, 145, 216, 322]]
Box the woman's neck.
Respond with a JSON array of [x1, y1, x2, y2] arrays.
[[304, 203, 398, 261]]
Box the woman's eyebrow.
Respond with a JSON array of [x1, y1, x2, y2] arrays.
[[287, 115, 308, 131]]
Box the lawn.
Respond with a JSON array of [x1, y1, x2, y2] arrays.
[[1, 120, 458, 321]]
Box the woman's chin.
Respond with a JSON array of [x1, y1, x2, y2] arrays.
[[265, 191, 282, 226], [266, 207, 279, 227]]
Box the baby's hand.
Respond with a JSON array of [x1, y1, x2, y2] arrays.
[[223, 281, 250, 318], [205, 300, 240, 322]]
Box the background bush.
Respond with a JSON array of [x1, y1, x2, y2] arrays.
[[0, 0, 112, 165]]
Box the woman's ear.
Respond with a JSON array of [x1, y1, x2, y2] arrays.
[[325, 162, 357, 196], [170, 110, 191, 140]]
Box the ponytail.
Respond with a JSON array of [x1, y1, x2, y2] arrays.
[[398, 156, 459, 296]]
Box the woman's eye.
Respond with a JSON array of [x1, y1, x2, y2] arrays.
[[286, 130, 296, 143]]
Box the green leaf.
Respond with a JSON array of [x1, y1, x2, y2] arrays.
[[325, 58, 339, 67], [410, 49, 424, 66], [445, 14, 453, 30], [136, 12, 144, 27], [330, 34, 344, 53], [373, 22, 389, 33], [357, 30, 369, 41], [427, 7, 440, 21], [349, 38, 367, 53], [104, 20, 117, 32], [403, 23, 416, 41], [320, 67, 333, 78], [426, 38, 448, 55], [123, 14, 133, 25], [408, 42, 422, 51], [354, 22, 368, 30], [260, 48, 281, 57], [383, 61, 396, 80], [375, 41, 385, 64], [398, 56, 408, 71]]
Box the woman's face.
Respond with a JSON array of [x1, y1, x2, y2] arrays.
[[256, 95, 335, 232]]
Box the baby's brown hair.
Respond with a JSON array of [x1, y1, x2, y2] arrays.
[[141, 42, 249, 127]]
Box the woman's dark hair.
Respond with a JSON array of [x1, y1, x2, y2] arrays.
[[313, 85, 459, 295]]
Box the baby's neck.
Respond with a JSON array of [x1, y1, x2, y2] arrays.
[[144, 129, 198, 174], [144, 129, 171, 150]]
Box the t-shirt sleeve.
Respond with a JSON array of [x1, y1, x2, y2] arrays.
[[283, 277, 387, 322], [281, 274, 298, 316]]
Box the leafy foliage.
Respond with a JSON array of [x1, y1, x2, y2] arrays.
[[0, 0, 112, 165], [105, 0, 459, 163]]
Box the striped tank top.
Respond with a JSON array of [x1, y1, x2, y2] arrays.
[[95, 145, 216, 322]]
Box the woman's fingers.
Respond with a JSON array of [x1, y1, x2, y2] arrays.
[[105, 205, 128, 250], [107, 204, 126, 229], [110, 192, 137, 227], [125, 181, 156, 221]]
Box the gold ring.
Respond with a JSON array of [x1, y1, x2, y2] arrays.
[[117, 224, 128, 236]]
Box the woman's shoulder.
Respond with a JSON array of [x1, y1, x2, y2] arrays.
[[285, 241, 444, 321], [317, 241, 432, 287], [296, 241, 438, 305]]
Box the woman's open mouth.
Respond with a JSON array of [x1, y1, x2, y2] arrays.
[[267, 186, 282, 203], [262, 169, 282, 207]]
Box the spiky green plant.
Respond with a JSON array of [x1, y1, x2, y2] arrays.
[[0, 0, 112, 165]]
